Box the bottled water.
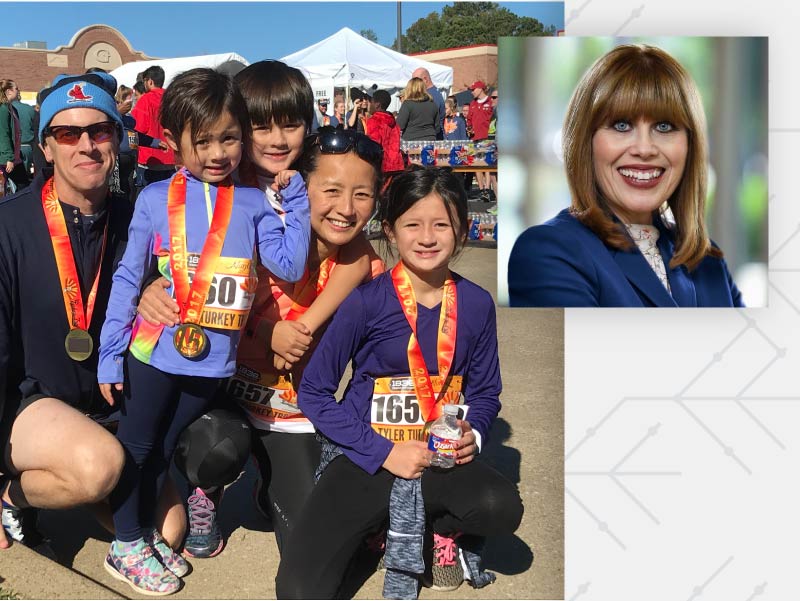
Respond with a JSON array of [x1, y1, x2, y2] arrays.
[[427, 404, 462, 469]]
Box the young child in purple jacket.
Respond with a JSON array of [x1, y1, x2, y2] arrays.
[[97, 68, 309, 595]]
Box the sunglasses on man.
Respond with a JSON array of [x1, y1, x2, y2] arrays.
[[43, 121, 117, 146]]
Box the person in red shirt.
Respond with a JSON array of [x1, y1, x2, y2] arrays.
[[131, 66, 175, 187], [366, 90, 404, 185], [466, 81, 494, 201]]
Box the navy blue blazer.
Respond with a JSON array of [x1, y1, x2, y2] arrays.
[[508, 209, 744, 308]]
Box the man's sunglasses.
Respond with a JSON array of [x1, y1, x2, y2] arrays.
[[43, 121, 117, 146], [307, 126, 383, 163]]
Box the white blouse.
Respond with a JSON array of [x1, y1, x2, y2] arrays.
[[625, 224, 671, 293]]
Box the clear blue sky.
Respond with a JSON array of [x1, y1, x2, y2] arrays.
[[0, 2, 564, 62]]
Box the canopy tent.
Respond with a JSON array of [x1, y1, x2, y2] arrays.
[[109, 52, 249, 89], [281, 27, 453, 111]]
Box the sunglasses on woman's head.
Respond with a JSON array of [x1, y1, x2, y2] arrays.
[[43, 121, 117, 146], [307, 126, 383, 163]]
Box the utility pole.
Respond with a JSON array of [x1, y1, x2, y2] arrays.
[[396, 1, 402, 52]]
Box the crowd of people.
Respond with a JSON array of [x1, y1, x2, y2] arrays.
[[0, 59, 520, 600]]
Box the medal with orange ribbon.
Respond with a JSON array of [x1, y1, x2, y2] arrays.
[[41, 178, 108, 362], [168, 171, 234, 359], [390, 261, 457, 424]]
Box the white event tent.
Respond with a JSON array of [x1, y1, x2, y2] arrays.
[[280, 27, 453, 111], [109, 52, 249, 89]]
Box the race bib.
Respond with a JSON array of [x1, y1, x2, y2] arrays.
[[370, 375, 463, 442], [227, 367, 301, 420], [176, 253, 256, 330]]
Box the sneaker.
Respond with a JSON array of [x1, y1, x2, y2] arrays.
[[104, 538, 181, 596], [183, 488, 224, 559], [478, 189, 492, 202], [145, 528, 190, 577], [486, 204, 498, 216], [429, 532, 464, 592], [2, 502, 45, 548]]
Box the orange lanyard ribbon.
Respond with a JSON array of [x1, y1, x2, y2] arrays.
[[41, 177, 108, 331], [390, 261, 457, 423], [168, 172, 234, 324]]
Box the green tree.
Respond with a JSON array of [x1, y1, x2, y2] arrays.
[[360, 29, 379, 43], [395, 2, 556, 53]]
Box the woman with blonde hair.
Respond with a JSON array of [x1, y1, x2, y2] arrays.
[[0, 79, 30, 191], [508, 44, 743, 308], [396, 77, 439, 141]]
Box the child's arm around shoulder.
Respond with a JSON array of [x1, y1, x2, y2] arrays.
[[296, 233, 373, 335], [254, 170, 310, 283], [272, 233, 372, 369]]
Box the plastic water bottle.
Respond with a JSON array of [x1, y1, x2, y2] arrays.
[[427, 405, 462, 469], [469, 214, 481, 240]]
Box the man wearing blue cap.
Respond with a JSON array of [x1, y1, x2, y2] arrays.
[[0, 72, 183, 553]]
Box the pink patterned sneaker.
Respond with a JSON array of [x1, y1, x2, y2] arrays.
[[145, 528, 191, 577], [430, 532, 464, 592], [104, 538, 181, 596]]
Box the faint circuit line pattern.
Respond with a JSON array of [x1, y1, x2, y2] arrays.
[[567, 423, 681, 527], [565, 0, 594, 26], [566, 486, 626, 550], [566, 423, 678, 547], [685, 556, 734, 601], [568, 308, 787, 480], [568, 581, 591, 601], [745, 582, 768, 601], [612, 4, 646, 36]]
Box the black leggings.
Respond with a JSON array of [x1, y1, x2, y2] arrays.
[[173, 406, 321, 553], [110, 356, 220, 542], [250, 429, 320, 552], [275, 454, 523, 599]]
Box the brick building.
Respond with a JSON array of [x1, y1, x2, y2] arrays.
[[409, 44, 497, 94], [0, 24, 151, 101]]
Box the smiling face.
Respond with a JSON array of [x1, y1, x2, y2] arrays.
[[591, 116, 688, 224], [306, 152, 378, 250], [43, 107, 119, 203], [165, 109, 243, 183], [249, 119, 305, 178], [386, 192, 457, 280]]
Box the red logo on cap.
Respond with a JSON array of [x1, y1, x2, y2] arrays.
[[67, 84, 93, 103]]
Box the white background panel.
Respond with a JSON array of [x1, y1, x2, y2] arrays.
[[564, 0, 800, 599]]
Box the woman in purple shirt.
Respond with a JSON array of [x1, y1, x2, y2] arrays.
[[276, 168, 523, 598]]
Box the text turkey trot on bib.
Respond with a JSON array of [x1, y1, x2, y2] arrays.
[[371, 375, 463, 443], [170, 252, 256, 330]]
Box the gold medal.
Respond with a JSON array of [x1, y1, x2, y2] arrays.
[[64, 328, 94, 362], [174, 323, 207, 359]]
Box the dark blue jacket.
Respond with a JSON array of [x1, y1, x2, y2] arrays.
[[508, 208, 744, 308]]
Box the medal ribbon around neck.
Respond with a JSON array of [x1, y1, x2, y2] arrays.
[[41, 177, 109, 334], [390, 261, 457, 423], [167, 172, 234, 324]]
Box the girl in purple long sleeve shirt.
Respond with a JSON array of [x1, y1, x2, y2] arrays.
[[277, 168, 523, 599]]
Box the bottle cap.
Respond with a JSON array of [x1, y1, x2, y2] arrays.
[[443, 404, 460, 415]]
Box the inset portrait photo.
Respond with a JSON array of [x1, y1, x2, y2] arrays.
[[498, 37, 768, 307]]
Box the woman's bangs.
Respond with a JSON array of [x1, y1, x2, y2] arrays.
[[592, 66, 691, 130]]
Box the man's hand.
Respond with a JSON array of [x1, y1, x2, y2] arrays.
[[138, 277, 179, 326], [4, 161, 13, 174], [99, 383, 123, 406], [382, 441, 432, 479], [454, 420, 477, 465]]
